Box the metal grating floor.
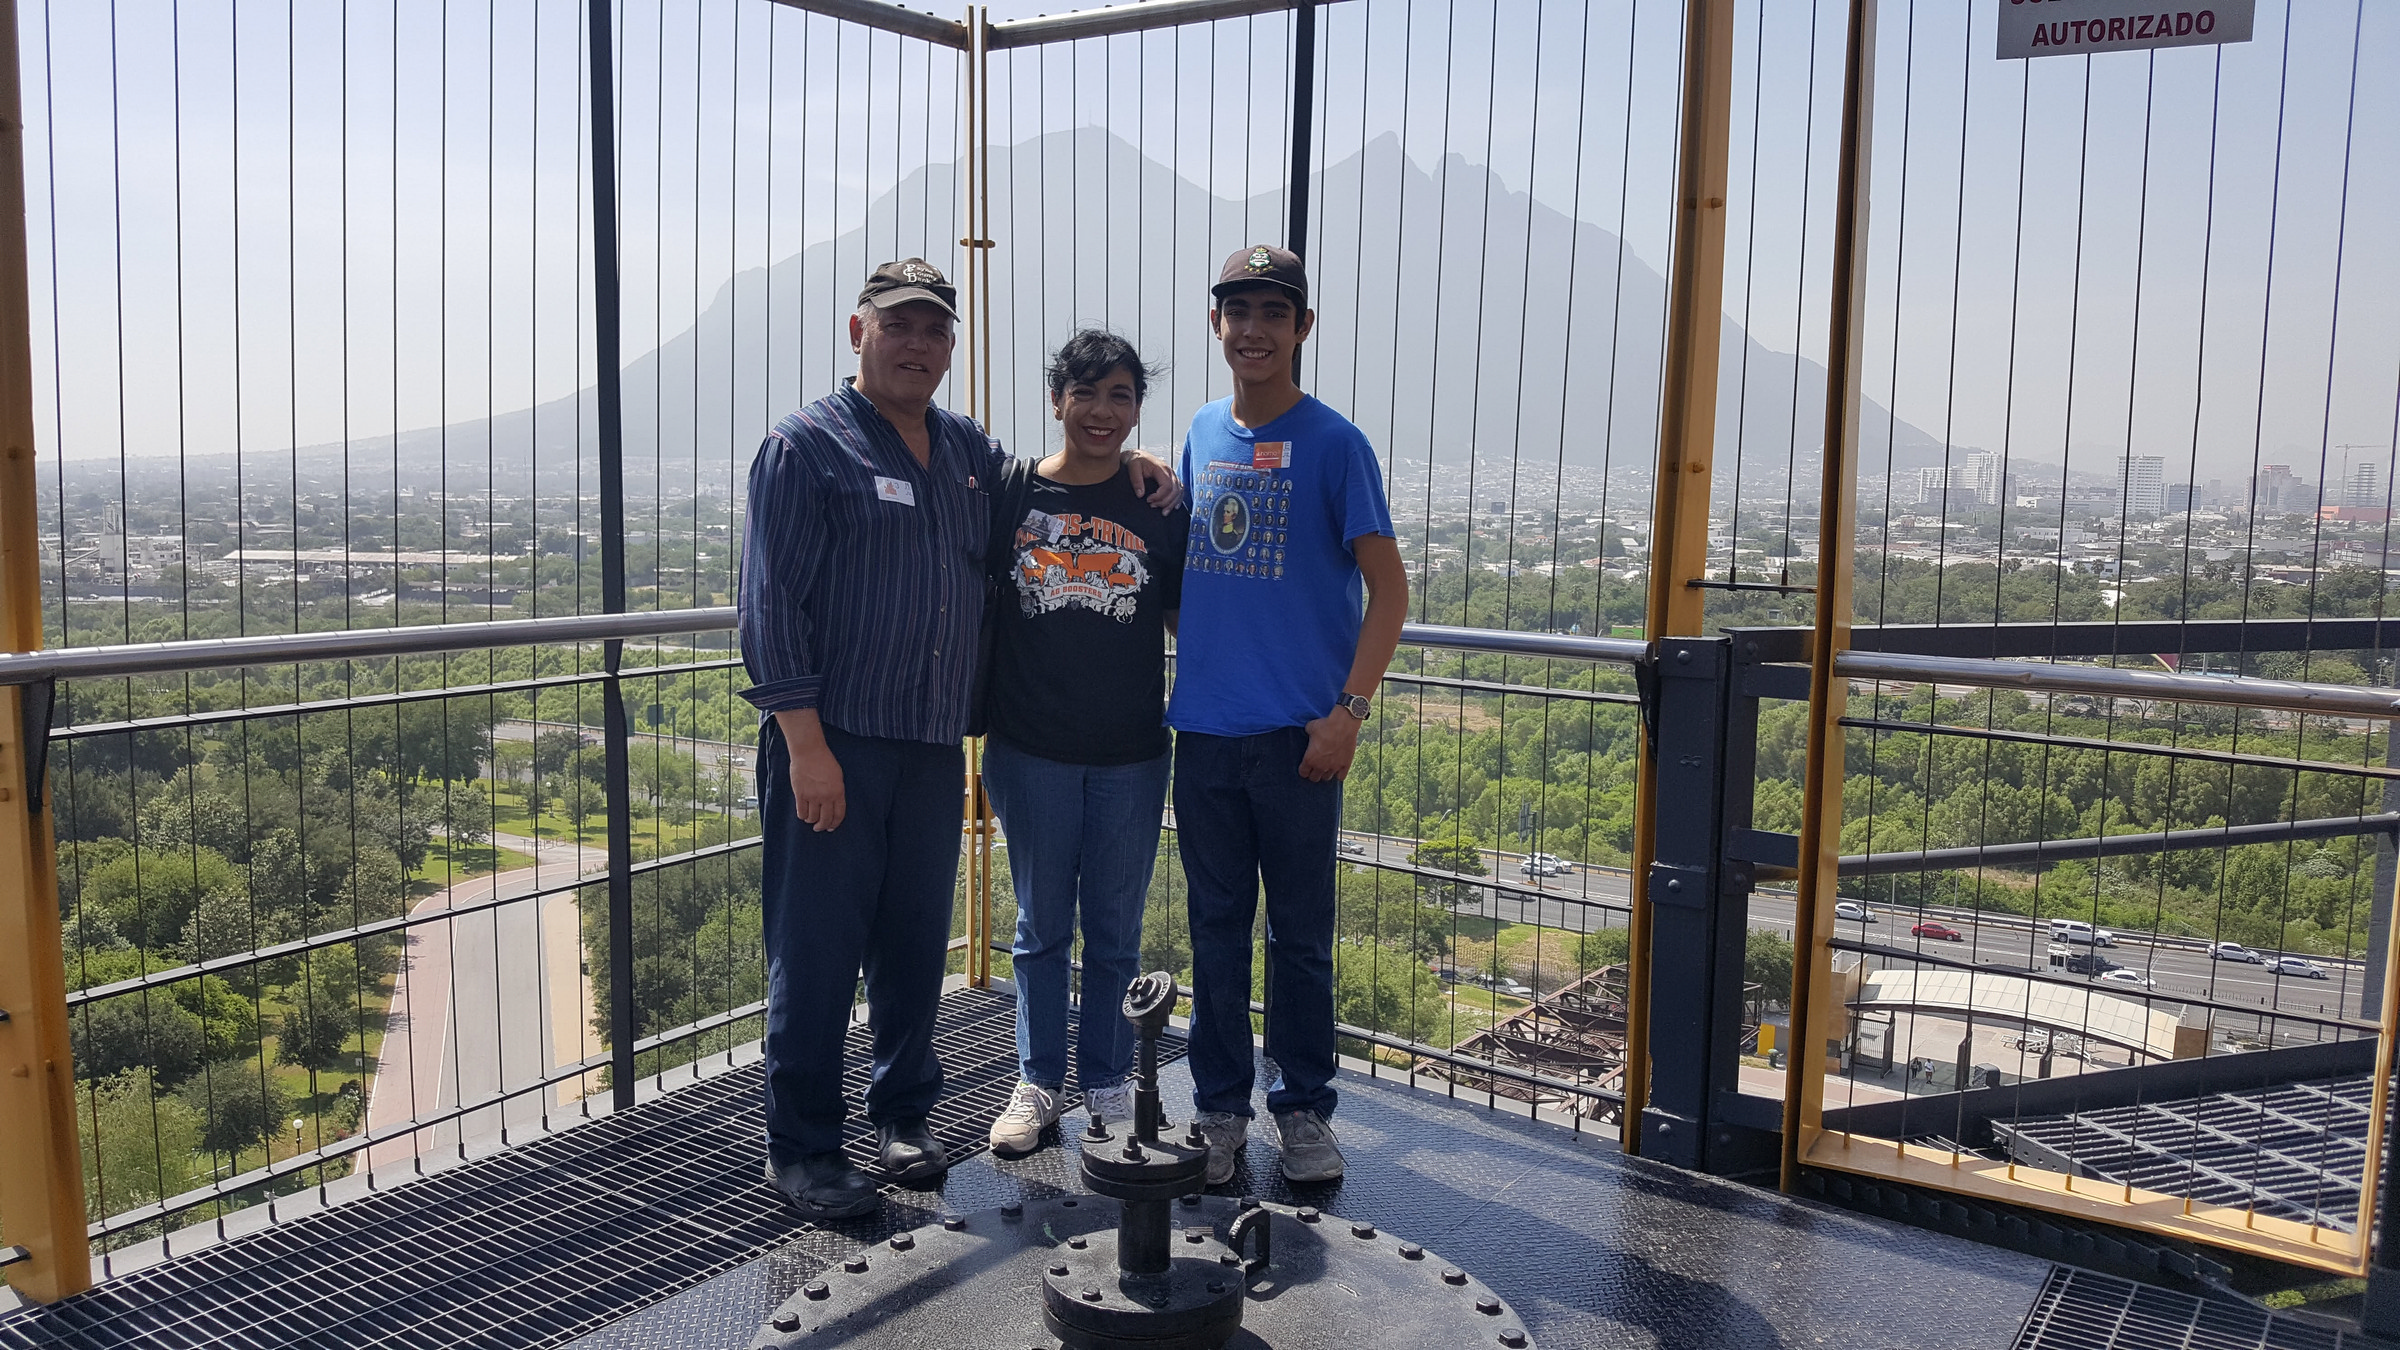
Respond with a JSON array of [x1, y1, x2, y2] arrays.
[[0, 986, 1159, 1350], [2013, 1266, 2364, 1350]]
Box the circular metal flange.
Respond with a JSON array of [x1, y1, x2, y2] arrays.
[[749, 1196, 1535, 1349], [1040, 1232, 1244, 1350]]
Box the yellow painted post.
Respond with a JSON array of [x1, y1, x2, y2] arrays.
[[1622, 0, 1735, 1156], [0, 0, 92, 1301], [958, 8, 996, 990], [1780, 0, 1876, 1194]]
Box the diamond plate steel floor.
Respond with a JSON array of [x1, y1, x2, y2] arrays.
[[0, 987, 2361, 1350]]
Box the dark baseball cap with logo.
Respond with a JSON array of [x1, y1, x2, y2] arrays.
[[858, 258, 958, 319], [1211, 244, 1308, 304]]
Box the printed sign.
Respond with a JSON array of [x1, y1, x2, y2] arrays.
[[1996, 0, 2252, 60]]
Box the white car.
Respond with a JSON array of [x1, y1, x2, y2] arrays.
[[1338, 840, 1369, 856], [2096, 968, 2156, 990], [2207, 941, 2263, 964], [2049, 919, 2117, 947], [2266, 956, 2329, 980], [1518, 853, 1572, 877], [1834, 900, 1877, 923]]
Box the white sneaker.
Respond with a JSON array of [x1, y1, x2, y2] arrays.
[[989, 1081, 1062, 1158], [1193, 1111, 1248, 1186], [1084, 1082, 1135, 1128]]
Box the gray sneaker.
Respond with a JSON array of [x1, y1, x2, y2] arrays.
[[1083, 1081, 1135, 1129], [1273, 1109, 1344, 1182], [1193, 1111, 1249, 1185]]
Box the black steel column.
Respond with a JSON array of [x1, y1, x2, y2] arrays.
[[1641, 637, 1734, 1168], [587, 0, 637, 1111], [1286, 0, 1315, 259]]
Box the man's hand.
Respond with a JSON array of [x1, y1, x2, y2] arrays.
[[775, 709, 847, 831], [1122, 449, 1186, 510], [1299, 710, 1364, 782]]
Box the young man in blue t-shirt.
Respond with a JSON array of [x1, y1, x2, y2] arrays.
[[1169, 244, 1409, 1185]]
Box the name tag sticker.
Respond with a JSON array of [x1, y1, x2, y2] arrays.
[[873, 476, 916, 507], [1022, 509, 1065, 543], [1252, 441, 1291, 471]]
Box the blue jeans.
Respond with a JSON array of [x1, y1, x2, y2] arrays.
[[759, 720, 964, 1162], [1173, 727, 1342, 1120], [983, 737, 1171, 1093]]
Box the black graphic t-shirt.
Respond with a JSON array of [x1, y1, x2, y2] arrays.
[[985, 465, 1191, 765]]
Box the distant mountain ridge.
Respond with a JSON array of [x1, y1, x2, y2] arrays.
[[202, 128, 1949, 503]]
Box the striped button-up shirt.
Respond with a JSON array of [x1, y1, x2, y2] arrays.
[[739, 379, 1004, 744]]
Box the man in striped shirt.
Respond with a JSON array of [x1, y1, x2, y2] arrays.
[[739, 259, 1178, 1220]]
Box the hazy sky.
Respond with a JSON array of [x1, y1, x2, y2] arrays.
[[23, 0, 2397, 498]]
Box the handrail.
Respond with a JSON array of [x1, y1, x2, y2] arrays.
[[0, 610, 1634, 691], [1836, 648, 2400, 720], [0, 608, 739, 685], [1397, 622, 1647, 665]]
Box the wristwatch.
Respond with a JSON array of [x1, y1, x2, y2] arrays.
[[1335, 693, 1373, 722]]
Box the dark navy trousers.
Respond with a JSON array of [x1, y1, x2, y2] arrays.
[[759, 719, 964, 1163], [1174, 726, 1343, 1121]]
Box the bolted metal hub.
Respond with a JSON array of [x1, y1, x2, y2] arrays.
[[1039, 1229, 1245, 1350], [749, 1196, 1534, 1349]]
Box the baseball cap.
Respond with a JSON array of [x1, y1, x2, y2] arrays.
[[1211, 244, 1308, 303], [858, 258, 959, 319]]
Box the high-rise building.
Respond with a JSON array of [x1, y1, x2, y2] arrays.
[[2254, 464, 2308, 513], [2346, 461, 2382, 510], [1963, 451, 2003, 508], [2118, 455, 2165, 517]]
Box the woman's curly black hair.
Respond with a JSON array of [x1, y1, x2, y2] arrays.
[[1045, 328, 1164, 405]]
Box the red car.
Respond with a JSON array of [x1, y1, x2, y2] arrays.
[[1912, 921, 1966, 942]]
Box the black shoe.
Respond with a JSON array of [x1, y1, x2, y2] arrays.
[[876, 1120, 949, 1185], [766, 1151, 880, 1220]]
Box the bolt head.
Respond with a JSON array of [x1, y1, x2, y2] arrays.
[[1351, 1222, 1377, 1239], [1080, 1286, 1103, 1302], [1238, 1195, 1259, 1210], [1049, 1262, 1069, 1277], [802, 1280, 831, 1301], [1476, 1296, 1503, 1315], [1185, 1229, 1206, 1243], [1001, 1201, 1024, 1218], [1297, 1207, 1320, 1223], [1068, 1236, 1088, 1249], [842, 1256, 869, 1274], [1442, 1268, 1468, 1286], [1218, 1252, 1241, 1266], [1180, 1192, 1202, 1206], [942, 1214, 967, 1231], [773, 1311, 800, 1331], [1400, 1243, 1425, 1260], [1500, 1330, 1528, 1347], [890, 1232, 915, 1251]]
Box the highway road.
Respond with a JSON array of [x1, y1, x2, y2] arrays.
[[1330, 830, 2374, 1042], [365, 832, 607, 1173]]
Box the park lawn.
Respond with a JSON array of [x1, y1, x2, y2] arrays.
[[175, 960, 399, 1219], [409, 840, 539, 888], [488, 786, 753, 858]]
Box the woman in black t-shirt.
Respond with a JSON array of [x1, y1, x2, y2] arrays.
[[983, 331, 1190, 1158]]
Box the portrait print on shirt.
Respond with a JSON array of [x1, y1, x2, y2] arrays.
[[1013, 509, 1157, 623], [1193, 453, 1293, 580]]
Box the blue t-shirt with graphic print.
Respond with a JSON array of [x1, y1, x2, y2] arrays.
[[1166, 394, 1396, 737]]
